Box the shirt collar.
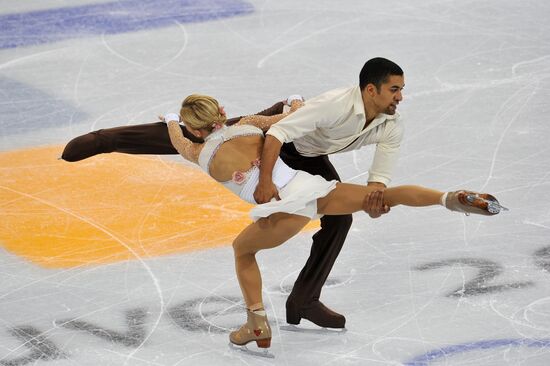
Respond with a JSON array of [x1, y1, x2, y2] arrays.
[[352, 85, 365, 117]]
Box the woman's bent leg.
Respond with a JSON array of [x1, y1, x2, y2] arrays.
[[230, 212, 309, 347], [232, 213, 310, 307]]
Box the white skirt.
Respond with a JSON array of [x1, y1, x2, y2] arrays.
[[249, 170, 338, 221]]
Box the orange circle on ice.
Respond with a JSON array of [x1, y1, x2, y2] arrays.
[[0, 146, 318, 268]]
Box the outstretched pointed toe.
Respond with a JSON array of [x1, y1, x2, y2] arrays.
[[445, 191, 508, 216]]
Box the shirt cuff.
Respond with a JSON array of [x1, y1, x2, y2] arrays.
[[367, 174, 391, 186], [266, 128, 288, 144]]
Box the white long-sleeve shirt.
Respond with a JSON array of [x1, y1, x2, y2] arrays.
[[266, 85, 404, 186]]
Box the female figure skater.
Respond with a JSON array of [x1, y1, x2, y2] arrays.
[[164, 94, 505, 349]]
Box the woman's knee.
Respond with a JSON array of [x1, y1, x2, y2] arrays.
[[232, 238, 243, 255], [232, 237, 257, 257]]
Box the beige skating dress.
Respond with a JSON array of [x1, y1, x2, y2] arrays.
[[171, 123, 338, 221]]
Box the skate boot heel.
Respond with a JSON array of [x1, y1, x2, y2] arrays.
[[285, 300, 301, 325], [256, 338, 271, 348]]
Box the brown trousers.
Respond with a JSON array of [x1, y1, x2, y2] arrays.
[[62, 101, 351, 309], [279, 142, 352, 306]]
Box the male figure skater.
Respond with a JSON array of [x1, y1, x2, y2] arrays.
[[254, 57, 404, 328]]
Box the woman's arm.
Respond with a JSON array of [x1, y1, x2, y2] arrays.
[[236, 99, 304, 132], [166, 120, 202, 163]]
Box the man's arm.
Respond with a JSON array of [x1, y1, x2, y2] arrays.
[[367, 120, 404, 185], [254, 135, 282, 203], [254, 94, 343, 203], [362, 120, 404, 218], [363, 141, 399, 218]]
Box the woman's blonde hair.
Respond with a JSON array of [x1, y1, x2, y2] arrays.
[[179, 94, 227, 131]]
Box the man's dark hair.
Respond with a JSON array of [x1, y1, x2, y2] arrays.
[[359, 57, 403, 91]]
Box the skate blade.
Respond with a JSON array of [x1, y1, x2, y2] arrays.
[[465, 194, 509, 214], [280, 324, 347, 334], [228, 343, 275, 359]]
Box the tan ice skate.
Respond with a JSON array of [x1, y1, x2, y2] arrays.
[[445, 190, 508, 216], [230, 309, 272, 348]]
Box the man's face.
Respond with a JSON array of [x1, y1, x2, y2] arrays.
[[369, 74, 405, 115]]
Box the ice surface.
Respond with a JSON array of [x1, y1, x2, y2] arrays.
[[1, 0, 549, 365]]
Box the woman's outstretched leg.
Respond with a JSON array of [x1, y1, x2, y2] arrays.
[[317, 183, 503, 216], [230, 212, 310, 348]]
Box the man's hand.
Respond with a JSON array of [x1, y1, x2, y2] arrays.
[[363, 190, 390, 218], [255, 135, 283, 204], [254, 181, 281, 204]]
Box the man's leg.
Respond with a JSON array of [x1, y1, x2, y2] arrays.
[[279, 142, 352, 328], [62, 101, 285, 162], [62, 122, 183, 161]]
